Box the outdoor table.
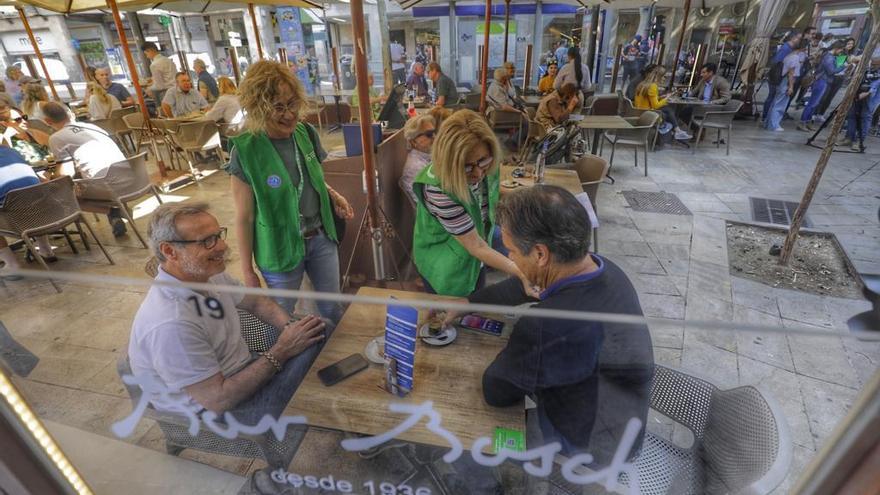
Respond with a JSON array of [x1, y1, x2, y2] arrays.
[[500, 165, 582, 196], [577, 115, 633, 155], [285, 287, 523, 449], [522, 95, 542, 107]]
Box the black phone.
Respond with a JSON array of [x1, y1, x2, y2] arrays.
[[317, 353, 369, 386]]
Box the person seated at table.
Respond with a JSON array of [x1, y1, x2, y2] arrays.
[[87, 82, 121, 120], [537, 62, 558, 95], [228, 60, 354, 322], [129, 202, 329, 422], [634, 66, 691, 141], [193, 58, 219, 104], [4, 65, 26, 106], [535, 83, 579, 132], [406, 62, 429, 98], [21, 83, 73, 123], [203, 76, 243, 129], [161, 72, 210, 118], [399, 113, 436, 205], [459, 185, 653, 463], [487, 68, 528, 117], [351, 73, 385, 121], [0, 81, 16, 110], [0, 145, 57, 274], [427, 62, 459, 108], [412, 109, 534, 297], [503, 61, 523, 101], [94, 67, 134, 107], [43, 102, 130, 236], [0, 100, 50, 151], [687, 62, 731, 105], [625, 63, 657, 101]]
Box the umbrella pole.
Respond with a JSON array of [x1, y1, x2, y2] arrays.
[[350, 0, 386, 280], [106, 0, 168, 178], [16, 7, 60, 101], [248, 4, 264, 60], [479, 0, 492, 113], [503, 0, 510, 63], [668, 0, 691, 91]]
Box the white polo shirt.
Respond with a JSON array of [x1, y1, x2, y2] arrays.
[[128, 267, 252, 413], [47, 122, 126, 179]]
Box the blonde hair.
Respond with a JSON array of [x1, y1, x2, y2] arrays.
[[88, 82, 111, 108], [217, 76, 237, 96], [429, 106, 453, 128], [636, 66, 665, 102], [493, 68, 508, 83], [22, 83, 48, 117], [238, 60, 307, 134], [430, 109, 501, 203]]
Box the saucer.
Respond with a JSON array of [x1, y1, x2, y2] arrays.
[[364, 336, 385, 364], [418, 323, 457, 346]]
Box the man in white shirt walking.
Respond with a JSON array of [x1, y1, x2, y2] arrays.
[[142, 42, 176, 108]]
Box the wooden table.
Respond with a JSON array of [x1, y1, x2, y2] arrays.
[[577, 115, 633, 156], [285, 287, 523, 449], [500, 165, 582, 196]]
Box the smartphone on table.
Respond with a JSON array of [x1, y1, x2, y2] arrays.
[[318, 353, 369, 386], [459, 315, 505, 336]]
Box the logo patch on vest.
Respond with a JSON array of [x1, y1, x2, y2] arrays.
[[267, 175, 282, 188]]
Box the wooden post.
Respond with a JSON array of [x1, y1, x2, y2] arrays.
[[248, 4, 264, 59], [22, 56, 38, 80], [780, 2, 880, 265], [503, 0, 511, 63], [523, 44, 533, 90], [610, 43, 623, 93], [350, 0, 385, 279], [228, 47, 241, 85], [16, 7, 60, 101], [479, 0, 492, 113], [278, 47, 287, 64], [668, 0, 691, 90], [331, 47, 341, 92], [106, 0, 167, 177], [586, 6, 600, 85]]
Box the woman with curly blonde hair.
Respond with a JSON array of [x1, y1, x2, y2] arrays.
[[412, 109, 533, 296], [227, 60, 353, 321]]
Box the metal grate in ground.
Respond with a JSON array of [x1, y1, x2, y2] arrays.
[[748, 197, 811, 228], [622, 190, 692, 215]]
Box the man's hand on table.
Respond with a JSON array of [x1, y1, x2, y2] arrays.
[[271, 314, 326, 361]]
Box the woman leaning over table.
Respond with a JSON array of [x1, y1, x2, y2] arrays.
[[412, 109, 536, 297], [228, 60, 354, 322]]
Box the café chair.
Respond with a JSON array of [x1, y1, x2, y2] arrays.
[[0, 176, 114, 293], [545, 365, 791, 495], [464, 93, 482, 112], [107, 106, 139, 154], [692, 99, 743, 156], [487, 108, 529, 149], [570, 154, 608, 251], [305, 96, 326, 131], [75, 152, 162, 249], [172, 120, 224, 179], [586, 93, 621, 116], [599, 111, 660, 177]]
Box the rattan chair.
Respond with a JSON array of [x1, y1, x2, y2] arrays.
[[170, 121, 223, 180], [550, 365, 791, 495], [75, 152, 162, 249], [600, 110, 660, 177], [0, 176, 114, 292], [586, 93, 621, 116], [106, 106, 139, 154], [692, 99, 744, 156]]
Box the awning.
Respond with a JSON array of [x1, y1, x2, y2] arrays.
[[2, 0, 320, 14]]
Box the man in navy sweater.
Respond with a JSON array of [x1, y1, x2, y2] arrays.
[[466, 185, 654, 467]]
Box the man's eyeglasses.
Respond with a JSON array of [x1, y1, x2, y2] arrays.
[[416, 130, 435, 140], [272, 102, 300, 117], [169, 227, 227, 249], [464, 155, 493, 173]]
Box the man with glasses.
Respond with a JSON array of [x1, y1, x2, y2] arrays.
[[129, 202, 329, 423]]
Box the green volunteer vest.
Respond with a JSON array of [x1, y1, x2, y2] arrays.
[[412, 163, 499, 296], [230, 124, 337, 273]]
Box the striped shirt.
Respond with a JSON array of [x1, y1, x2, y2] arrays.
[[0, 147, 39, 204], [424, 180, 489, 236]]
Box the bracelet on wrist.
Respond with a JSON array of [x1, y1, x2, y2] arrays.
[[260, 351, 283, 373]]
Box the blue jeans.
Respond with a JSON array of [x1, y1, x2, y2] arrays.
[[765, 82, 790, 130], [801, 78, 828, 123], [260, 231, 342, 323], [227, 340, 328, 424], [846, 101, 872, 142], [763, 82, 778, 122]]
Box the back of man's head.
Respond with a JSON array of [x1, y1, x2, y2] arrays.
[[496, 185, 591, 263], [42, 102, 70, 126], [141, 42, 159, 53], [427, 62, 442, 74]]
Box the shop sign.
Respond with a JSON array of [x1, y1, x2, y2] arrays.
[[0, 30, 58, 55]]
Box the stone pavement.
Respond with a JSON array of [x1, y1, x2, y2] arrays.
[[0, 116, 877, 493]]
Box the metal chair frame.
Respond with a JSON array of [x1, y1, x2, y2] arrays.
[[692, 100, 744, 156]]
